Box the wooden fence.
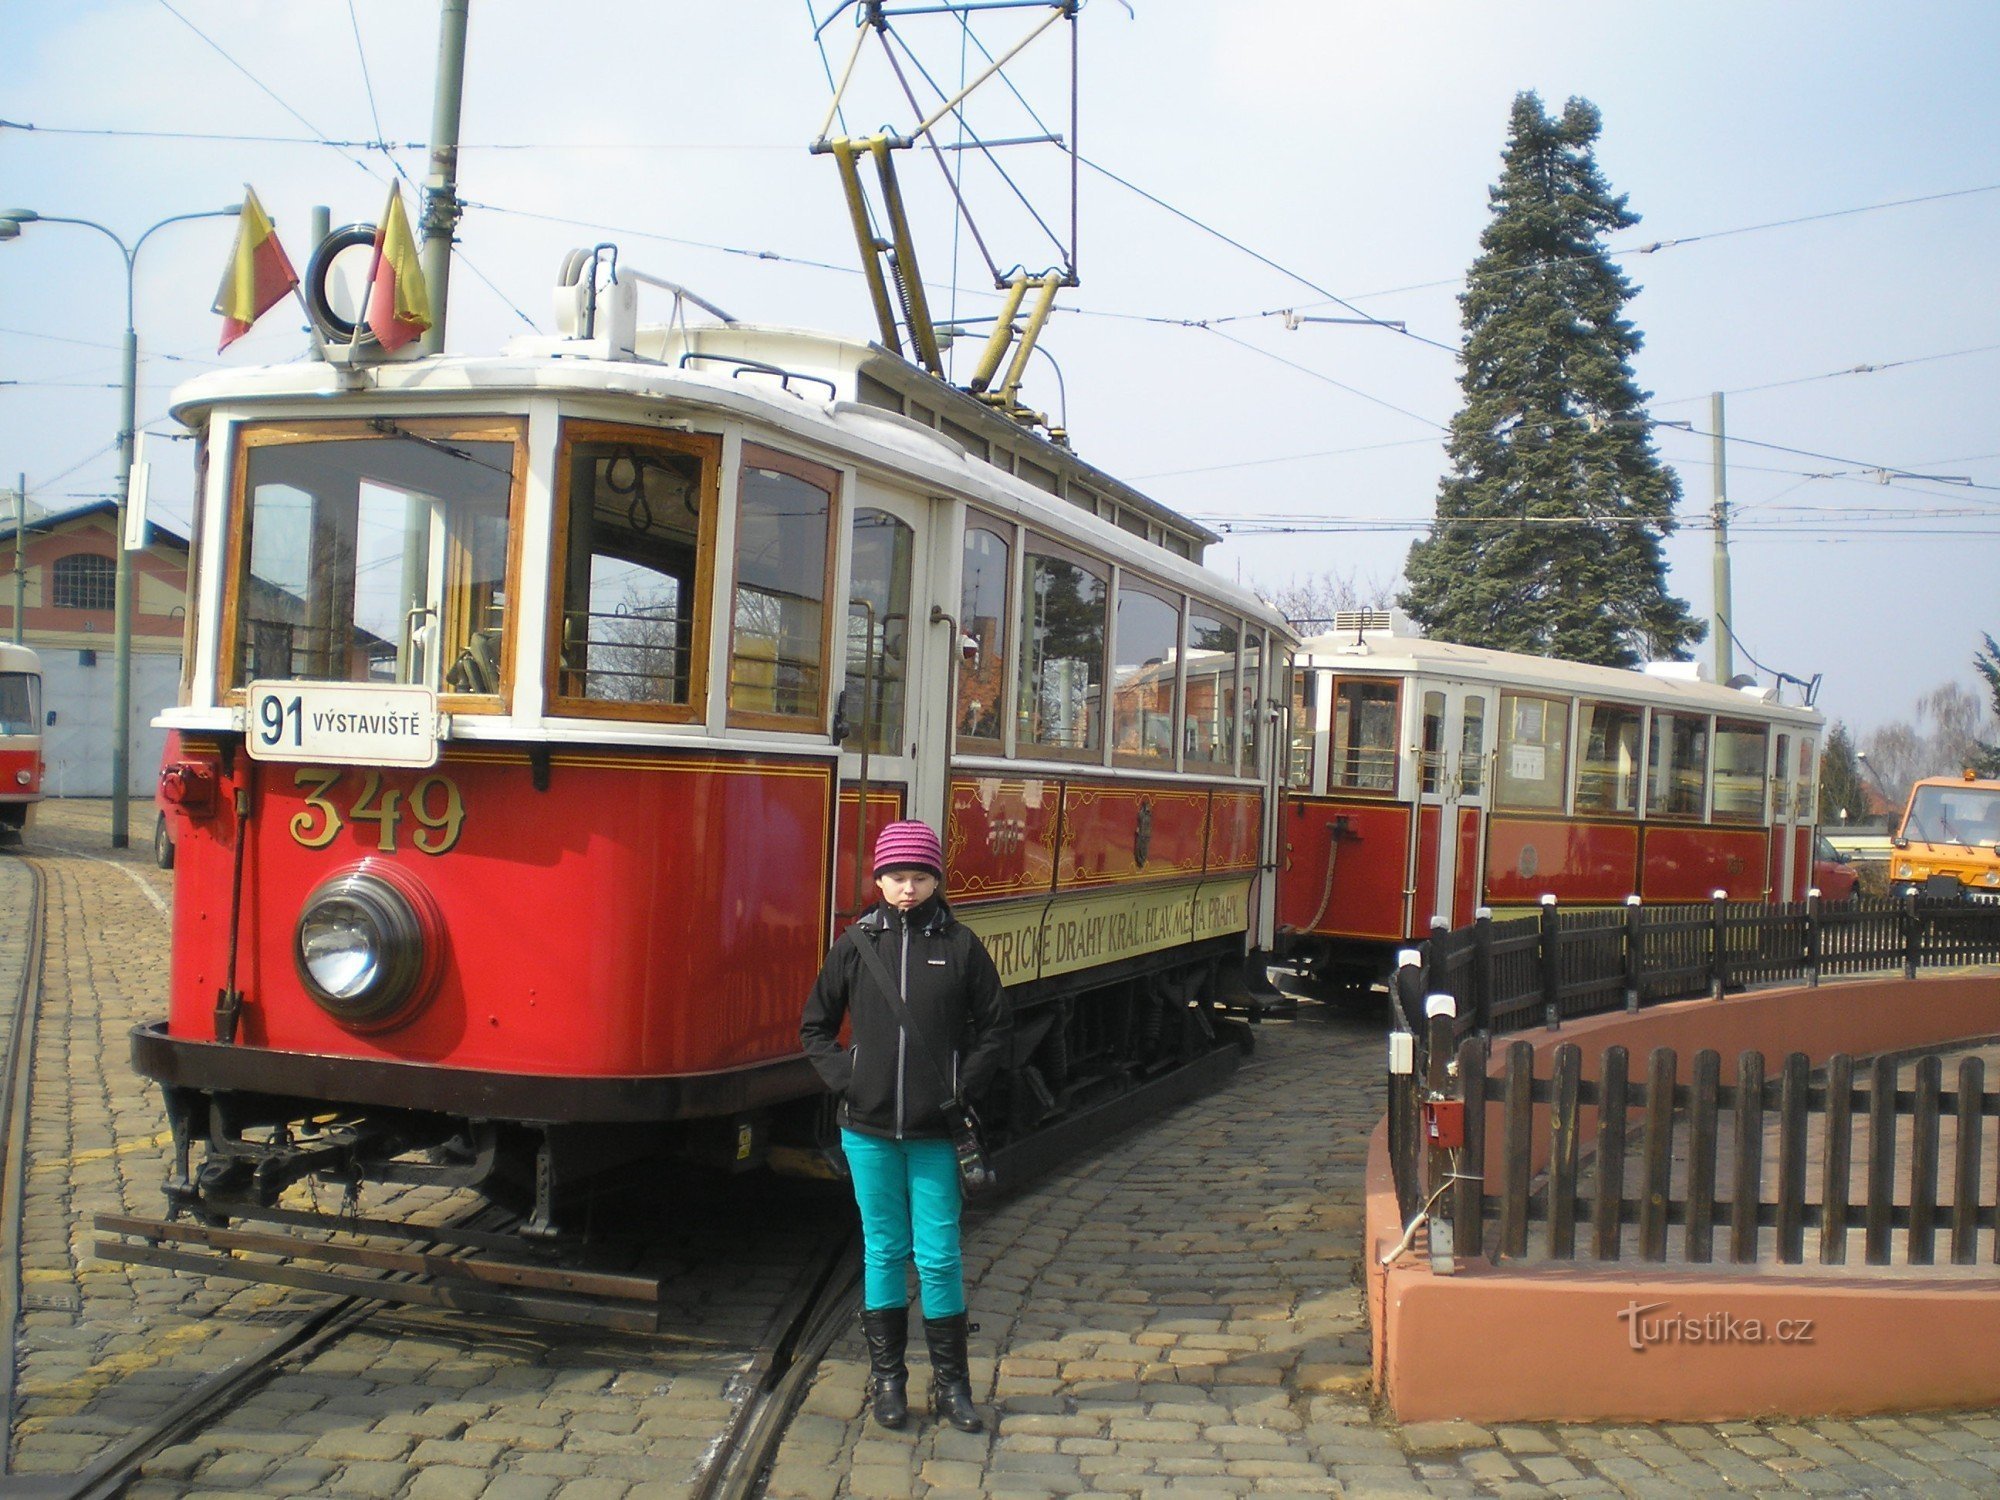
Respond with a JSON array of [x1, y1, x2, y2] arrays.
[[1460, 1039, 2000, 1268], [1384, 894, 2000, 1249]]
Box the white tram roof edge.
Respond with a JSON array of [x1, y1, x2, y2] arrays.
[[167, 323, 1289, 639], [0, 641, 40, 674], [1296, 620, 1823, 728]]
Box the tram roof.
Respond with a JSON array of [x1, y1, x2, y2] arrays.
[[168, 324, 1287, 638], [1296, 624, 1822, 726], [0, 641, 39, 673]]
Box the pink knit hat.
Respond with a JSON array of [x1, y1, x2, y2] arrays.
[[873, 820, 944, 878]]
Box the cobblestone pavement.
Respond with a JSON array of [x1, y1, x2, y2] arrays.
[[12, 800, 2000, 1497], [766, 1005, 2000, 1499]]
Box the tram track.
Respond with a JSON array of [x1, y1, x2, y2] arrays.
[[1, 852, 47, 1480]]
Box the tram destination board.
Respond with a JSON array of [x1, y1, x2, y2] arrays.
[[245, 681, 441, 768]]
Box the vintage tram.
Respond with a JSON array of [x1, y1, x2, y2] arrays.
[[136, 260, 1295, 1233], [0, 642, 45, 842], [1278, 613, 1825, 995]]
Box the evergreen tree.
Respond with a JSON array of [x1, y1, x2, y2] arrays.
[[1973, 634, 2000, 776], [1400, 93, 1702, 668], [1817, 721, 1869, 826]]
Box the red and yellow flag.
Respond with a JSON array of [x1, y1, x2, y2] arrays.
[[212, 189, 299, 352], [366, 183, 432, 352]]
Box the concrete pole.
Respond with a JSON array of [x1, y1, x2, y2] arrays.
[[418, 0, 470, 356], [12, 473, 23, 646], [1710, 390, 1733, 685], [111, 311, 137, 847]]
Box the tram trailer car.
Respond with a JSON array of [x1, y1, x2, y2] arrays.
[[136, 261, 1296, 1235], [1279, 615, 1825, 997], [0, 642, 45, 841]]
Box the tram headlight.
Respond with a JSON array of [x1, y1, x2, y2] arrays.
[[294, 863, 444, 1031]]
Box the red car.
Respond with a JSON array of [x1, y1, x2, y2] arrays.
[[1813, 834, 1860, 903]]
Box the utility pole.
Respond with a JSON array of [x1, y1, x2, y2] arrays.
[[11, 473, 23, 646], [419, 0, 470, 356], [1710, 390, 1733, 684]]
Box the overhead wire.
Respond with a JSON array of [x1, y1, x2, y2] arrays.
[[152, 0, 386, 185], [1200, 325, 1447, 430]]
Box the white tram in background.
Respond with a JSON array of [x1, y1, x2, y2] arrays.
[[135, 256, 1296, 1226], [0, 641, 44, 842], [1278, 614, 1825, 995]]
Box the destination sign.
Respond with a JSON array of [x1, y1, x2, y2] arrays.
[[245, 681, 441, 768]]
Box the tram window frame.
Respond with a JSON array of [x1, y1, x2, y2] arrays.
[[1459, 693, 1487, 796], [1574, 700, 1644, 816], [1494, 691, 1571, 812], [1110, 576, 1183, 770], [1772, 733, 1793, 819], [1645, 709, 1710, 820], [1712, 717, 1769, 824], [219, 416, 528, 713], [546, 421, 722, 724], [1329, 677, 1400, 795], [1015, 535, 1109, 763], [1795, 738, 1817, 823], [1287, 670, 1316, 792], [1183, 607, 1242, 776], [1243, 630, 1268, 779], [954, 514, 1013, 752], [1420, 690, 1447, 795], [180, 436, 210, 705], [845, 506, 914, 756], [726, 444, 841, 731]]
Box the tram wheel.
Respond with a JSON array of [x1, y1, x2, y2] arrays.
[[153, 812, 176, 870]]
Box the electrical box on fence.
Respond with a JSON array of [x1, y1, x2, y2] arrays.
[[1423, 1098, 1465, 1149]]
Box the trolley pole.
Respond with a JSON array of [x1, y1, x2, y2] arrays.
[[418, 0, 470, 356], [1710, 390, 1733, 685]]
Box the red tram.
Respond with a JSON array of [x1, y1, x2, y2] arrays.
[[137, 258, 1295, 1232], [0, 642, 45, 842], [1278, 614, 1825, 995]]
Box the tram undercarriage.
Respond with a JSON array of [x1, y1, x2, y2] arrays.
[[136, 934, 1257, 1243]]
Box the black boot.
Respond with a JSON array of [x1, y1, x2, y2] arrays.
[[859, 1306, 909, 1429], [924, 1312, 985, 1432]]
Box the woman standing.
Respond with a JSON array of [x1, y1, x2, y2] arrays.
[[800, 820, 1011, 1432]]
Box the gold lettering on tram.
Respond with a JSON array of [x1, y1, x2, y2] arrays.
[[285, 767, 467, 855]]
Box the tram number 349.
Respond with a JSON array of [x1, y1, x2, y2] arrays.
[[289, 767, 466, 855]]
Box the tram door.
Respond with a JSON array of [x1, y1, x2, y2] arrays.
[[1413, 684, 1490, 930], [834, 488, 934, 919]]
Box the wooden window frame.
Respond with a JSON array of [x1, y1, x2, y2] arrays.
[[1711, 715, 1771, 826], [954, 512, 1014, 756], [1329, 675, 1403, 798], [545, 420, 723, 725], [218, 416, 529, 715], [1182, 605, 1243, 778], [725, 442, 841, 733], [1110, 576, 1183, 771], [1493, 690, 1572, 813], [1014, 532, 1111, 767], [1574, 698, 1646, 818]]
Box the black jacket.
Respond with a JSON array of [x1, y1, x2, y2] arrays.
[[799, 895, 1010, 1140]]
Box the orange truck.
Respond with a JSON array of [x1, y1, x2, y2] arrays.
[[1888, 770, 2000, 901]]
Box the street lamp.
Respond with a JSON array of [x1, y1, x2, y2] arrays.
[[0, 203, 239, 847]]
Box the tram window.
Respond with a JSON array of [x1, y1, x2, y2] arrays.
[[0, 673, 37, 735], [1713, 719, 1769, 822], [1495, 692, 1569, 810], [1772, 734, 1793, 818], [1646, 711, 1709, 818], [229, 420, 520, 695], [1420, 692, 1447, 795], [956, 523, 1010, 747], [1575, 702, 1643, 815], [554, 428, 715, 713], [1017, 542, 1106, 756], [1243, 631, 1267, 774], [845, 508, 912, 754], [1796, 739, 1817, 822], [729, 447, 838, 725], [1460, 695, 1486, 795], [1184, 611, 1239, 772], [1287, 671, 1315, 791], [1112, 583, 1181, 766], [1331, 678, 1399, 792]]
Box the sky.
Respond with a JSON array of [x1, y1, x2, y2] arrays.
[[4, 0, 1997, 739]]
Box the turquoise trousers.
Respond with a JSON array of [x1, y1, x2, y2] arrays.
[[841, 1129, 966, 1316]]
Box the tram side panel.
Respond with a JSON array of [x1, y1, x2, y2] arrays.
[[164, 744, 835, 1082]]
